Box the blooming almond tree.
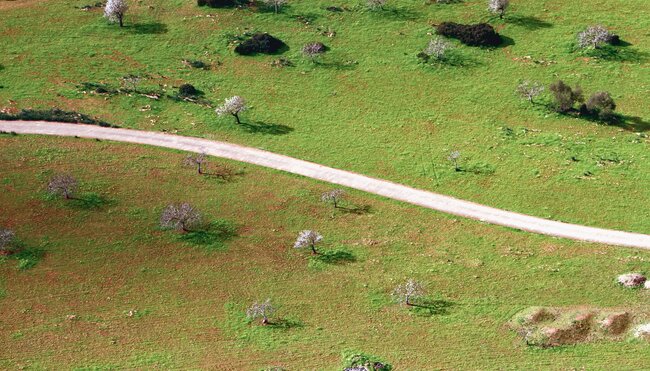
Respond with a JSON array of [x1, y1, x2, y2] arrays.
[[448, 150, 461, 171], [104, 0, 128, 27], [578, 25, 612, 49], [160, 203, 202, 232], [216, 96, 248, 125], [246, 298, 276, 325], [47, 174, 78, 200], [516, 81, 545, 103], [488, 0, 509, 19], [183, 152, 208, 175], [0, 229, 16, 255], [294, 230, 323, 254], [321, 189, 346, 208], [392, 279, 425, 306], [423, 37, 451, 62]]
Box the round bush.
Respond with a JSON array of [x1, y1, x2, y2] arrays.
[[436, 22, 502, 47], [197, 0, 240, 7], [178, 84, 198, 97], [235, 33, 286, 56]]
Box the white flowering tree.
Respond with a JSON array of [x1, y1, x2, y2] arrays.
[[104, 0, 128, 27], [321, 189, 346, 208], [488, 0, 509, 19], [294, 230, 323, 254], [246, 298, 276, 325], [261, 0, 288, 14], [392, 279, 425, 306], [160, 203, 202, 232], [516, 81, 545, 103], [216, 96, 248, 125], [423, 37, 451, 62], [578, 25, 612, 49]]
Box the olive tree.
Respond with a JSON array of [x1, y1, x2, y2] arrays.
[[586, 91, 616, 121], [578, 25, 611, 49], [261, 0, 287, 14], [183, 152, 208, 175], [47, 174, 78, 200], [160, 203, 202, 232], [0, 229, 16, 255], [321, 189, 346, 208], [488, 0, 509, 19], [549, 80, 583, 113], [294, 230, 323, 254], [392, 279, 425, 306], [516, 81, 545, 103], [216, 96, 248, 125], [246, 298, 276, 325], [104, 0, 128, 27]]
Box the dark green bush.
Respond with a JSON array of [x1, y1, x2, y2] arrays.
[[234, 33, 286, 55], [197, 0, 242, 7], [436, 22, 501, 47], [0, 109, 116, 127], [178, 84, 199, 97]]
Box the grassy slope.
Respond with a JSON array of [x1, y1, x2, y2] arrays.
[[0, 135, 649, 369], [1, 0, 650, 234]]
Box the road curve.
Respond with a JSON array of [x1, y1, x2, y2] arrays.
[[2, 120, 650, 249]]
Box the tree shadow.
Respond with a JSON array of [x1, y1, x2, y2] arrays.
[[408, 298, 454, 317], [337, 204, 372, 215], [203, 165, 243, 182], [68, 193, 114, 210], [177, 219, 237, 250], [493, 34, 515, 49], [370, 6, 420, 21], [0, 64, 4, 72], [9, 245, 45, 270], [315, 60, 358, 71], [601, 114, 650, 132], [508, 15, 553, 30], [310, 248, 356, 265], [585, 45, 648, 63], [239, 121, 294, 135], [128, 22, 168, 35], [266, 318, 303, 329]]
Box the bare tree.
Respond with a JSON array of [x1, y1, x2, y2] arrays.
[[160, 203, 202, 232], [367, 0, 387, 11], [392, 279, 425, 306], [516, 81, 545, 103], [104, 0, 128, 27], [47, 174, 78, 200], [586, 91, 616, 121], [321, 189, 346, 208], [246, 298, 276, 325], [448, 150, 461, 171], [216, 96, 248, 125], [488, 0, 509, 19], [578, 25, 612, 49], [0, 229, 16, 255], [261, 0, 287, 14], [183, 152, 208, 175], [121, 74, 141, 92], [294, 230, 323, 254], [423, 37, 451, 62]]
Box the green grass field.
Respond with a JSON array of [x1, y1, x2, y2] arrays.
[[1, 0, 650, 233], [2, 0, 650, 369], [1, 135, 649, 369]]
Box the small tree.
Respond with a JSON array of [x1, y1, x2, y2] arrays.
[[578, 25, 611, 49], [216, 96, 248, 125], [392, 279, 425, 306], [104, 0, 128, 27], [183, 152, 208, 175], [294, 230, 323, 254], [261, 0, 287, 14], [549, 80, 583, 113], [516, 81, 545, 103], [422, 37, 451, 62], [321, 189, 346, 208], [448, 150, 461, 171], [160, 203, 202, 232], [246, 298, 276, 325], [367, 0, 387, 11], [0, 229, 16, 255], [488, 0, 509, 19], [302, 42, 327, 62], [586, 91, 616, 121], [121, 74, 140, 92], [47, 174, 78, 200]]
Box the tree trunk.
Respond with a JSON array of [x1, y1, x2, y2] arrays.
[[119, 15, 124, 27], [311, 244, 318, 255], [262, 317, 269, 325], [233, 113, 241, 125], [333, 199, 338, 208], [197, 164, 203, 175]]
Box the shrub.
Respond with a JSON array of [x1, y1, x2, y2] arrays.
[[549, 80, 583, 113], [419, 37, 451, 63], [577, 25, 613, 49], [234, 33, 286, 55], [342, 351, 392, 371], [585, 91, 616, 121], [617, 273, 646, 288], [0, 108, 115, 127], [197, 0, 240, 7], [302, 42, 326, 60], [436, 22, 501, 47], [178, 84, 199, 98]]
